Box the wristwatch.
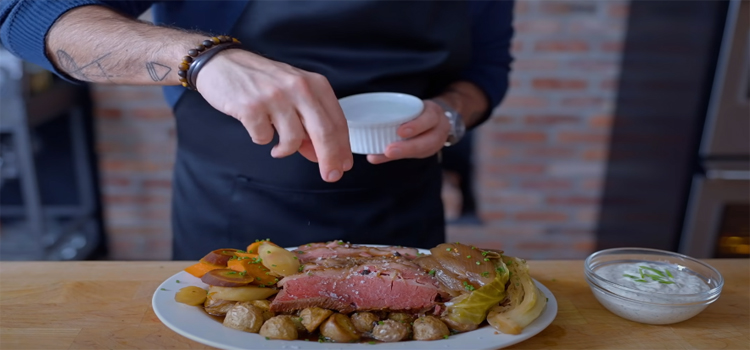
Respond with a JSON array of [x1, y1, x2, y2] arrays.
[[432, 99, 466, 146]]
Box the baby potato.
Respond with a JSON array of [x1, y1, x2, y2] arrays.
[[248, 299, 275, 321], [203, 294, 236, 316], [371, 319, 409, 342], [320, 313, 360, 343], [223, 302, 265, 333], [300, 307, 333, 333], [351, 312, 379, 333], [441, 316, 478, 332], [413, 316, 450, 340], [174, 286, 207, 306], [387, 312, 414, 325], [278, 315, 307, 334], [259, 315, 298, 340]]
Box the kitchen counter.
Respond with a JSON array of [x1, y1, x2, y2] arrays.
[[1, 259, 747, 349]]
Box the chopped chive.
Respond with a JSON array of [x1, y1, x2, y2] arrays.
[[466, 255, 471, 259], [634, 279, 647, 282], [443, 335, 449, 339], [665, 269, 674, 278], [658, 281, 675, 284], [623, 274, 638, 279], [446, 248, 451, 251], [640, 266, 665, 277], [476, 261, 481, 265], [428, 270, 436, 276], [176, 280, 180, 283], [160, 288, 167, 291]]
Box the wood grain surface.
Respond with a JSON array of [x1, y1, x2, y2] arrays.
[[1, 260, 747, 350]]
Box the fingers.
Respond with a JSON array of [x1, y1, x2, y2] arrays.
[[293, 74, 352, 182], [267, 104, 306, 158], [396, 101, 441, 139], [237, 106, 275, 145]]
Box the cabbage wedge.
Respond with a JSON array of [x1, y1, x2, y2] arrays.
[[486, 256, 547, 335], [442, 259, 510, 327]]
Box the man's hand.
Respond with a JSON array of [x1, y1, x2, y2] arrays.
[[197, 49, 353, 182], [366, 100, 450, 164]]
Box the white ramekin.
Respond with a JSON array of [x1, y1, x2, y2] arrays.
[[338, 92, 424, 154]]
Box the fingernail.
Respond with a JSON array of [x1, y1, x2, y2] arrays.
[[327, 170, 341, 181], [343, 159, 353, 171], [403, 128, 413, 137]]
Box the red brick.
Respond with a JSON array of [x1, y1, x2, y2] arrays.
[[480, 211, 506, 221], [515, 211, 568, 222], [489, 147, 513, 159], [500, 95, 549, 108], [511, 59, 559, 71], [513, 0, 529, 15], [535, 40, 590, 52], [576, 209, 600, 224], [515, 241, 569, 252], [547, 196, 600, 206], [573, 240, 596, 253], [511, 40, 524, 54], [582, 178, 604, 190], [509, 79, 523, 89], [582, 148, 609, 161], [539, 1, 598, 15], [601, 41, 624, 52], [608, 2, 629, 18], [104, 194, 170, 205], [524, 115, 581, 125], [490, 115, 515, 125], [520, 179, 574, 190], [568, 60, 619, 72], [100, 159, 172, 173], [130, 108, 174, 120], [532, 78, 587, 90], [600, 79, 618, 90], [558, 131, 609, 144], [102, 177, 131, 188], [95, 108, 122, 119], [479, 178, 509, 190], [523, 146, 577, 159], [142, 179, 172, 189], [486, 163, 546, 175], [560, 97, 605, 107], [492, 131, 548, 143], [514, 20, 563, 34], [484, 193, 540, 206], [569, 20, 625, 34]]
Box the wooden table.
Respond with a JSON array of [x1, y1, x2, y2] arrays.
[[1, 260, 747, 349]]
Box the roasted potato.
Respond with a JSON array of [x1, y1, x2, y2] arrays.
[[259, 315, 298, 340], [248, 299, 275, 321], [278, 315, 307, 334], [320, 313, 360, 343], [387, 312, 414, 325], [441, 316, 478, 332], [208, 285, 278, 302], [351, 312, 379, 333], [371, 319, 409, 342], [223, 302, 265, 333], [413, 316, 450, 340], [175, 286, 207, 306], [203, 294, 236, 317], [300, 307, 333, 333]]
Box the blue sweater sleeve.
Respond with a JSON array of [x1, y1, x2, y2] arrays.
[[0, 0, 154, 80], [462, 0, 515, 123]]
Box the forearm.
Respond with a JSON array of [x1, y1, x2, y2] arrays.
[[46, 5, 205, 85], [435, 81, 490, 129]]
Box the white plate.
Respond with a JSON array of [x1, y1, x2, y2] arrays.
[[153, 247, 558, 350]]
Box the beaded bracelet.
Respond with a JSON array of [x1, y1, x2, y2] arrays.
[[177, 35, 242, 90]]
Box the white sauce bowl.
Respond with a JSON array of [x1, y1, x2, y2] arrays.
[[338, 92, 424, 155], [584, 247, 724, 325]]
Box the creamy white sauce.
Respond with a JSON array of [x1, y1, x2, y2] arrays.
[[591, 262, 712, 325], [596, 262, 709, 295]]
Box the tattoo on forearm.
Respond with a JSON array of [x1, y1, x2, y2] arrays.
[[146, 62, 172, 81], [55, 50, 113, 82]]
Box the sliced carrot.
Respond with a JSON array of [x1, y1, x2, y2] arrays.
[[234, 252, 259, 259], [246, 240, 266, 254], [184, 260, 223, 278], [227, 258, 279, 286]]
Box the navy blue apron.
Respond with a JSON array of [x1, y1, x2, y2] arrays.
[[171, 1, 472, 260]]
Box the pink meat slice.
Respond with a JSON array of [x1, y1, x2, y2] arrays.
[[271, 258, 442, 313]]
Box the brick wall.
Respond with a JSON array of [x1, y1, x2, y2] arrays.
[[92, 0, 629, 260]]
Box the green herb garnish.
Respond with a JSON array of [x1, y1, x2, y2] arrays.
[[428, 270, 436, 276]]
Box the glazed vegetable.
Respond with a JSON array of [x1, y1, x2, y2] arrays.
[[233, 252, 259, 259], [486, 256, 547, 335], [184, 260, 223, 278], [201, 269, 256, 287], [246, 240, 279, 254], [300, 307, 333, 333], [223, 302, 265, 333], [208, 285, 279, 302], [320, 313, 360, 343], [428, 243, 500, 290], [226, 259, 278, 286], [442, 257, 510, 328], [260, 316, 299, 340], [174, 286, 207, 306], [202, 249, 239, 266], [258, 242, 300, 277]]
